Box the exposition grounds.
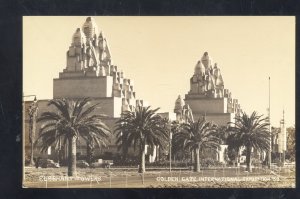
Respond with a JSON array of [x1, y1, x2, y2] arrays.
[[23, 165, 295, 188]]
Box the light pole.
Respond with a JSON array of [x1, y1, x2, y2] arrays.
[[23, 95, 38, 166], [120, 131, 123, 162]]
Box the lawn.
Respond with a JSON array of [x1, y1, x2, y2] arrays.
[[23, 166, 295, 188]]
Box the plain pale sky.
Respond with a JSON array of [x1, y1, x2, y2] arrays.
[[23, 16, 295, 127]]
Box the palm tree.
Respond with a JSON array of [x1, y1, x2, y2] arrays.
[[229, 111, 270, 172], [36, 98, 111, 176], [115, 106, 169, 173], [215, 125, 243, 166], [27, 99, 38, 166], [82, 129, 110, 165], [174, 117, 220, 172], [286, 126, 295, 161], [226, 133, 242, 167], [216, 125, 230, 144], [169, 120, 186, 163]]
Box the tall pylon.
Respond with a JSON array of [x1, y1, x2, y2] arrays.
[[268, 77, 271, 169]]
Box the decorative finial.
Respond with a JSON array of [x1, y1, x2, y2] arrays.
[[82, 16, 99, 39]]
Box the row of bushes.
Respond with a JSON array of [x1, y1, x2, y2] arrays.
[[111, 158, 225, 167]]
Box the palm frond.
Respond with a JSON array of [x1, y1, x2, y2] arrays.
[[37, 98, 112, 154]]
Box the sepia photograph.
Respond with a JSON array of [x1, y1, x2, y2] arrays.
[[23, 16, 295, 188]]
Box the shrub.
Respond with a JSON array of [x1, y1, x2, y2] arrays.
[[25, 154, 31, 166], [200, 158, 225, 167]]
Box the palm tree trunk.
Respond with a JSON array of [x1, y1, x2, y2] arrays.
[[29, 120, 35, 166], [246, 146, 252, 172], [139, 146, 146, 173], [30, 136, 34, 166], [68, 136, 77, 176], [86, 142, 91, 165], [194, 148, 200, 172], [58, 137, 64, 165], [236, 147, 240, 167]]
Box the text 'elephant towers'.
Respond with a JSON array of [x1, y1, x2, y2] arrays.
[[174, 52, 242, 126]]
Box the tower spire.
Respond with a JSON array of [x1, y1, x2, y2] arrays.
[[267, 76, 271, 169]]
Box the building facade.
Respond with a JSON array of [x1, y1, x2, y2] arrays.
[[174, 52, 243, 163], [25, 18, 244, 165], [24, 17, 153, 164]]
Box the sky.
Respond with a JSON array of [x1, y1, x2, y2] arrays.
[[23, 16, 295, 127]]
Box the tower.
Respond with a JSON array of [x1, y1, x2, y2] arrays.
[[53, 17, 145, 119], [181, 52, 241, 126], [173, 52, 242, 163], [25, 17, 150, 163], [278, 110, 286, 164], [174, 95, 184, 122]]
